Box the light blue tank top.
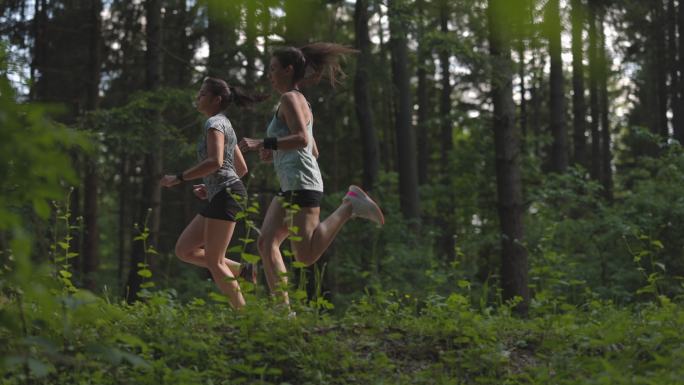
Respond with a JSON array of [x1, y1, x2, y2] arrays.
[[265, 105, 323, 192]]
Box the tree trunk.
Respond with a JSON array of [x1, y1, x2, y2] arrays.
[[439, 1, 453, 174], [82, 0, 102, 291], [244, 0, 258, 138], [571, 0, 587, 168], [377, 2, 396, 174], [655, 1, 669, 138], [354, 0, 380, 191], [676, 0, 684, 143], [388, 0, 420, 220], [416, 0, 429, 185], [598, 8, 612, 200], [118, 153, 131, 292], [547, 0, 568, 173], [439, 0, 455, 260], [488, 0, 530, 315], [518, 33, 527, 152], [127, 0, 163, 302], [588, 3, 601, 181], [668, 0, 681, 143]]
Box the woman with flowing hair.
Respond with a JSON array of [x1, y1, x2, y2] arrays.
[[239, 43, 384, 304], [161, 77, 265, 309]]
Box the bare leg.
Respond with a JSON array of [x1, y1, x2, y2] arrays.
[[175, 214, 242, 275], [290, 201, 353, 266], [257, 198, 290, 303], [204, 217, 245, 309]]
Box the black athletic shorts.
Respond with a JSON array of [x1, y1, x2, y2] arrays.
[[276, 189, 323, 208], [200, 181, 247, 221]]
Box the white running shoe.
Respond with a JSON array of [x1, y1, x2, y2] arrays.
[[343, 185, 385, 225]]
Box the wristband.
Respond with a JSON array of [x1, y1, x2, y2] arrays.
[[176, 172, 185, 182], [263, 137, 278, 150]]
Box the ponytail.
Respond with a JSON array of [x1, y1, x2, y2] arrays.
[[202, 77, 268, 109], [273, 42, 358, 88]]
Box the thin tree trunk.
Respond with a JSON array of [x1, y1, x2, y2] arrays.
[[377, 2, 396, 174], [118, 153, 130, 292], [416, 0, 429, 185], [488, 0, 529, 315], [547, 0, 568, 173], [244, 0, 258, 138], [354, 0, 380, 191], [676, 0, 684, 143], [668, 0, 681, 142], [389, 0, 420, 220], [439, 0, 455, 260], [439, 1, 452, 174], [588, 3, 601, 181], [655, 1, 669, 138], [518, 35, 527, 152], [82, 0, 102, 290], [571, 0, 587, 168], [598, 8, 612, 200]]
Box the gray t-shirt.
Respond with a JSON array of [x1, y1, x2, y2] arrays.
[[197, 113, 240, 200]]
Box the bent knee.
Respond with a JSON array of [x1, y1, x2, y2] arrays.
[[175, 244, 194, 262], [257, 235, 273, 254]]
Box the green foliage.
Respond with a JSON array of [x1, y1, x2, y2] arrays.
[[2, 284, 684, 384]]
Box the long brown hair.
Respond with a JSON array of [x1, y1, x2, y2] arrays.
[[202, 77, 268, 109], [273, 43, 358, 87]]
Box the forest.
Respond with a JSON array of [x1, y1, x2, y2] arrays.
[[2, 0, 684, 383]]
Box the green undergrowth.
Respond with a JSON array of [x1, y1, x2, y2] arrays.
[[2, 284, 684, 385]]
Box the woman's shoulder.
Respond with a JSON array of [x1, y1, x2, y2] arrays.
[[205, 113, 232, 130]]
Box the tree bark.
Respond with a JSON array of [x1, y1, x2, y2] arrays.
[[488, 0, 530, 315], [571, 0, 588, 168], [598, 8, 612, 200], [588, 3, 601, 181], [654, 1, 669, 138], [354, 0, 380, 191], [416, 0, 429, 185], [82, 0, 102, 290], [547, 0, 568, 173], [388, 0, 420, 220], [439, 1, 453, 174], [676, 0, 684, 143], [668, 0, 680, 138]]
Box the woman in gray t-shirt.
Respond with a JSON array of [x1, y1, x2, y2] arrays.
[[240, 44, 385, 305], [161, 77, 265, 309]]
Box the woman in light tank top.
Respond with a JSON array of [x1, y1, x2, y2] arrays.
[[161, 77, 266, 309], [240, 43, 385, 305]]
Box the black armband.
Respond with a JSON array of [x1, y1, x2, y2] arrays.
[[263, 137, 278, 150], [176, 172, 185, 182]]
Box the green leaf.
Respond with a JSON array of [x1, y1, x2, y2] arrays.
[[58, 241, 70, 250], [227, 245, 243, 253], [292, 261, 307, 269], [292, 290, 307, 300], [137, 269, 152, 278], [59, 270, 72, 278], [241, 253, 260, 264], [289, 236, 303, 242], [208, 292, 229, 303]]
